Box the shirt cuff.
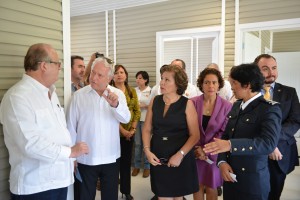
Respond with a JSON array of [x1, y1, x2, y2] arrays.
[[217, 161, 226, 168], [228, 139, 232, 153], [58, 146, 72, 160]]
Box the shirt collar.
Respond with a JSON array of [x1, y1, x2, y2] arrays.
[[240, 93, 262, 110], [23, 74, 56, 96], [86, 84, 112, 95]]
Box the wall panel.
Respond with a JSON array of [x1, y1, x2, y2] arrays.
[[0, 1, 63, 198]]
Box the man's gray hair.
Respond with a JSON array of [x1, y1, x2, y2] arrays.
[[91, 57, 114, 78], [206, 63, 219, 70]]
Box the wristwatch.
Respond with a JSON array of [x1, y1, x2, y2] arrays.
[[179, 150, 185, 157]]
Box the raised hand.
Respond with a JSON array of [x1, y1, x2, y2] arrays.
[[102, 88, 119, 107]]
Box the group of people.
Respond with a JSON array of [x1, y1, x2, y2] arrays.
[[0, 43, 299, 200]]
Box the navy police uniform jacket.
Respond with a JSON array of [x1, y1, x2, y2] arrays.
[[217, 96, 282, 200]]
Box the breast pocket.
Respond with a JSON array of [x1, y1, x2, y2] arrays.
[[35, 109, 54, 129], [241, 114, 257, 124], [39, 162, 68, 183]]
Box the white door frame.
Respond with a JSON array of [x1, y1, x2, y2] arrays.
[[156, 26, 222, 84], [235, 18, 300, 65]]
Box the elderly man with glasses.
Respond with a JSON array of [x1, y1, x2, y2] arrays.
[[0, 43, 89, 200]]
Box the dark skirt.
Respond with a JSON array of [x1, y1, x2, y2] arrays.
[[150, 134, 199, 197]]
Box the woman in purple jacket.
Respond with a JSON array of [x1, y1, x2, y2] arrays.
[[191, 68, 232, 200]]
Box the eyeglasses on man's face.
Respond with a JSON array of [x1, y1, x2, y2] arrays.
[[38, 60, 62, 68], [49, 61, 62, 68]]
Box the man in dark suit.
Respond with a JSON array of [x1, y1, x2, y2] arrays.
[[254, 54, 300, 200], [203, 63, 282, 200]]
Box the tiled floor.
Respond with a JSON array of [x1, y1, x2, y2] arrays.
[[95, 170, 223, 200], [93, 167, 300, 200]]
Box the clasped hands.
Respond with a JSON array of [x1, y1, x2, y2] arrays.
[[123, 129, 135, 141], [144, 149, 182, 168]]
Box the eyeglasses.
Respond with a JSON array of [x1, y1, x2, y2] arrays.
[[159, 158, 169, 165], [95, 52, 113, 64], [49, 61, 62, 67], [38, 60, 62, 68]]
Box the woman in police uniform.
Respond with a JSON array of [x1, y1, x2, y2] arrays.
[[203, 63, 282, 200]]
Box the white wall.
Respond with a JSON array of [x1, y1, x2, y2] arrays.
[[273, 52, 300, 137]]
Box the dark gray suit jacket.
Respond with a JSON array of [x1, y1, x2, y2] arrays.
[[273, 82, 300, 174]]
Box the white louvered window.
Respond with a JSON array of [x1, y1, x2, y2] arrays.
[[157, 28, 220, 85]]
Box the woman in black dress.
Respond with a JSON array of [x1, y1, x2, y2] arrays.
[[142, 64, 200, 199]]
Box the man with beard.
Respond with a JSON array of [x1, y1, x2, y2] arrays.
[[254, 54, 300, 200], [71, 55, 85, 93]]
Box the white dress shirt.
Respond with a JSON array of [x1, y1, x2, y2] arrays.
[[135, 86, 151, 121], [240, 93, 262, 110], [67, 85, 130, 165], [0, 74, 73, 195], [218, 80, 233, 101]]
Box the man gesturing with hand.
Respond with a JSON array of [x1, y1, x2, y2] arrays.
[[67, 56, 131, 200]]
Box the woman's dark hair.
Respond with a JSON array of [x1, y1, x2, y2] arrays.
[[110, 64, 133, 98], [197, 68, 224, 93], [229, 63, 264, 92], [161, 65, 188, 95], [160, 64, 169, 75], [135, 71, 149, 86]]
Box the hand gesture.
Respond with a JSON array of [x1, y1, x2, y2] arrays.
[[203, 138, 231, 155], [102, 88, 119, 107]]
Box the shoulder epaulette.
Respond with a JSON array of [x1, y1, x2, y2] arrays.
[[264, 99, 279, 105]]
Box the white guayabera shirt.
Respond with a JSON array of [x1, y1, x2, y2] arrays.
[[0, 74, 73, 195], [67, 85, 131, 165]]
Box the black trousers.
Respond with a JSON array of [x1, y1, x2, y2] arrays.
[[11, 187, 67, 200], [268, 160, 286, 200], [78, 160, 120, 200], [120, 137, 134, 194], [74, 174, 81, 200]]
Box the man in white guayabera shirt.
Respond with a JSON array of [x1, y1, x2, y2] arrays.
[[0, 43, 89, 200], [67, 56, 131, 200]]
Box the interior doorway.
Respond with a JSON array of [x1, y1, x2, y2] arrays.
[[156, 27, 222, 84]]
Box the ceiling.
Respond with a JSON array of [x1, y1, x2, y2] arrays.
[[70, 0, 168, 17]]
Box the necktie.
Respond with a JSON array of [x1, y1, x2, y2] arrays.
[[264, 86, 271, 100]]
